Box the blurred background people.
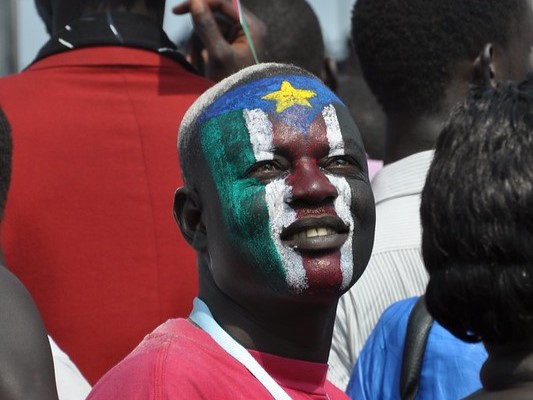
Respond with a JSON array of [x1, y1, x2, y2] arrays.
[[0, 0, 214, 383], [181, 0, 327, 82]]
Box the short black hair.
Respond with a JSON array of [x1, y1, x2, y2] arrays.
[[242, 0, 324, 76], [178, 63, 316, 191], [0, 108, 13, 219], [352, 0, 527, 116], [421, 76, 533, 344]]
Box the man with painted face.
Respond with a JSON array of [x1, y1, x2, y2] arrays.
[[87, 63, 375, 399]]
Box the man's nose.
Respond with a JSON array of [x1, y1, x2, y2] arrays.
[[286, 159, 338, 204]]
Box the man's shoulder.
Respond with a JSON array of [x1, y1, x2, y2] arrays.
[[127, 318, 219, 361], [0, 47, 212, 90], [378, 297, 418, 328], [87, 319, 218, 399], [0, 50, 212, 125], [358, 297, 418, 354], [0, 69, 37, 94], [86, 319, 279, 399]]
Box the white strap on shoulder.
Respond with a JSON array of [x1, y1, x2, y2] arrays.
[[189, 297, 292, 400]]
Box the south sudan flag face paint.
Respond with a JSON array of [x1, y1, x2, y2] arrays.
[[197, 75, 375, 295]]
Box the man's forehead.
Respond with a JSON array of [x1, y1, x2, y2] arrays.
[[198, 75, 345, 133]]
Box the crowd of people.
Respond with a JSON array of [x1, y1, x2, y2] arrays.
[[1, 0, 533, 399]]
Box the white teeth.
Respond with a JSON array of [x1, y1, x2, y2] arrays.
[[307, 228, 319, 238], [317, 227, 328, 236], [288, 227, 336, 242]]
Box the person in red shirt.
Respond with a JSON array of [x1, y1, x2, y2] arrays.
[[0, 0, 264, 384]]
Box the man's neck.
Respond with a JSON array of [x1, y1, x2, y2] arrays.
[[383, 112, 444, 165], [50, 2, 164, 35], [198, 283, 338, 364], [480, 341, 533, 391]]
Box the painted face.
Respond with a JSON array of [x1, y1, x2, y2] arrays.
[[197, 75, 375, 300]]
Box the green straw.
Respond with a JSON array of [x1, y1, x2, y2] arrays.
[[232, 0, 260, 64]]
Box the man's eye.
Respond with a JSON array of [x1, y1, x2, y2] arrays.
[[257, 163, 278, 172], [330, 158, 349, 167], [246, 160, 286, 182], [322, 156, 361, 175]]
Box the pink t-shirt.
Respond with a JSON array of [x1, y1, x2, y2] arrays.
[[87, 319, 347, 399]]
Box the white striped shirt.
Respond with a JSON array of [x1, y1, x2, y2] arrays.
[[327, 150, 434, 390]]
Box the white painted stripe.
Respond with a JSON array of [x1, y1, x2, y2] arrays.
[[322, 105, 345, 157], [327, 175, 354, 290], [245, 108, 307, 292], [244, 109, 274, 161], [265, 180, 307, 292], [323, 104, 355, 290]]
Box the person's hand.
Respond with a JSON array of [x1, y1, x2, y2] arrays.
[[173, 0, 267, 82]]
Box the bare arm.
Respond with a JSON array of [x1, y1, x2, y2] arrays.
[[0, 262, 58, 400]]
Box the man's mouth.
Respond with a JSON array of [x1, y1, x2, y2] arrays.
[[280, 216, 350, 252]]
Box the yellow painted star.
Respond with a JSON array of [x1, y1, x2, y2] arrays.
[[262, 81, 317, 113]]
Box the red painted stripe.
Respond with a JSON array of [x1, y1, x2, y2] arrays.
[[271, 111, 343, 291]]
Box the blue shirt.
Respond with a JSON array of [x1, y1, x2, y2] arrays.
[[346, 297, 487, 400]]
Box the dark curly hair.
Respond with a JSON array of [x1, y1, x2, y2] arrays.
[[0, 108, 13, 218], [421, 75, 533, 344], [352, 0, 527, 116]]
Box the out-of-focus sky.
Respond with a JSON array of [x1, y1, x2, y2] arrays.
[[15, 0, 356, 71]]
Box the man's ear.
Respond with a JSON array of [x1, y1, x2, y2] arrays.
[[173, 187, 207, 252], [472, 43, 497, 87]]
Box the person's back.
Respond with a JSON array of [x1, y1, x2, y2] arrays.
[[0, 0, 212, 383], [328, 0, 533, 389]]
